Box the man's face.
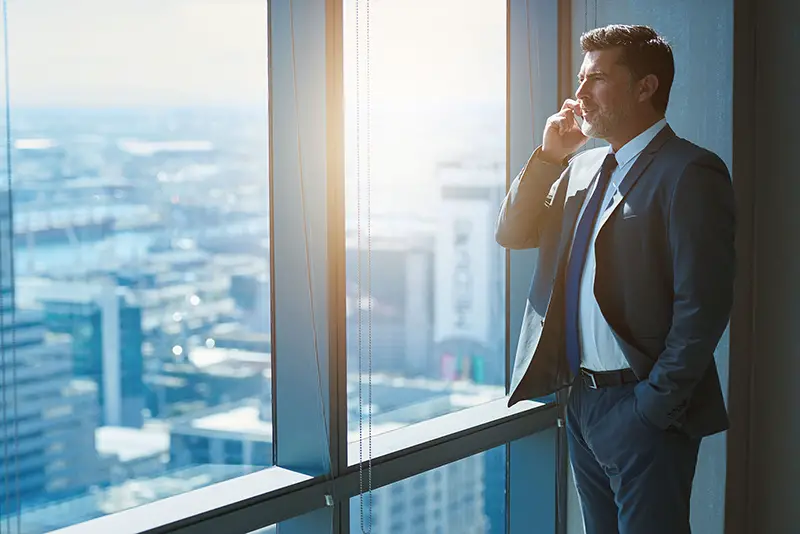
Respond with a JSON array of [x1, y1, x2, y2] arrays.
[[575, 48, 638, 140]]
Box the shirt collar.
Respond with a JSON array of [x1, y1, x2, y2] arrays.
[[609, 118, 668, 168]]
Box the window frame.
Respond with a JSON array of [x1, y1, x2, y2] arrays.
[[47, 0, 570, 532], [50, 401, 555, 534]]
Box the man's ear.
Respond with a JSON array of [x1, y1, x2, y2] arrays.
[[637, 74, 659, 104]]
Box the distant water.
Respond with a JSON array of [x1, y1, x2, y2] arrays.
[[14, 232, 155, 277], [6, 101, 507, 278], [7, 102, 505, 218]]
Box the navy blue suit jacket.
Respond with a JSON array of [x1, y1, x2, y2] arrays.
[[496, 126, 735, 438]]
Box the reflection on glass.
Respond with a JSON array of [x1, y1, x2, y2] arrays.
[[0, 1, 270, 531], [344, 0, 507, 439], [350, 447, 506, 534]]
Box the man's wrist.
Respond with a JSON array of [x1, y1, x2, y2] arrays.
[[537, 149, 569, 166]]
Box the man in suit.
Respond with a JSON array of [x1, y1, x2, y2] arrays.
[[495, 25, 735, 534]]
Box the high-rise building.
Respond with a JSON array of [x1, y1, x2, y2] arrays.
[[229, 271, 270, 334], [348, 453, 488, 534], [0, 198, 106, 512], [0, 306, 107, 510], [483, 445, 507, 534], [22, 280, 146, 428], [147, 347, 268, 418], [345, 231, 435, 377], [434, 159, 506, 386], [168, 398, 272, 469], [168, 368, 272, 469]]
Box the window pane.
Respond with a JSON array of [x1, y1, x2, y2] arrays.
[[350, 446, 506, 534], [343, 0, 507, 442], [2, 1, 270, 530]]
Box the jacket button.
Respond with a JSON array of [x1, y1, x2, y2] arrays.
[[540, 319, 545, 326]]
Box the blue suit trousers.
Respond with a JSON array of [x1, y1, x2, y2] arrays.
[[566, 377, 702, 534]]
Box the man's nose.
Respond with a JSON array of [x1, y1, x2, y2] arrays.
[[575, 81, 589, 100]]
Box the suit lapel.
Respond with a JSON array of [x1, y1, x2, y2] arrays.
[[596, 151, 655, 230], [597, 125, 676, 232]]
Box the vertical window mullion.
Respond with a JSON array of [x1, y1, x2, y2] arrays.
[[507, 1, 564, 533], [269, 0, 337, 532]]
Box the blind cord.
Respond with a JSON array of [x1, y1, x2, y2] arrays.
[[356, 0, 373, 531]]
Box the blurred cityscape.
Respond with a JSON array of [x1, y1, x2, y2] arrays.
[[0, 105, 508, 533]]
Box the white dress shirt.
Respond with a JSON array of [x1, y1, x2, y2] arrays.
[[576, 118, 668, 371]]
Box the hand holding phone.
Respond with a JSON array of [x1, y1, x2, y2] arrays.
[[541, 99, 589, 164]]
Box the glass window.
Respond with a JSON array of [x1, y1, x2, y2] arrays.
[[2, 0, 270, 530], [350, 446, 507, 534], [344, 0, 507, 442]]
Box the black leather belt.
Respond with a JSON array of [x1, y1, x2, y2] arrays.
[[580, 367, 639, 389]]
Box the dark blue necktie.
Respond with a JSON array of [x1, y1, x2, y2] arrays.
[[564, 152, 618, 375]]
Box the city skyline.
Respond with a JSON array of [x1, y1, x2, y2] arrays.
[[0, 101, 508, 532], [0, 2, 510, 531]]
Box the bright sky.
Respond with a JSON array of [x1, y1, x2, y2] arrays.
[[344, 0, 505, 108], [3, 0, 504, 108], [5, 0, 269, 107]]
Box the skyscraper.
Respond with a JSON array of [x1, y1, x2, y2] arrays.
[[0, 197, 106, 514], [434, 159, 506, 386], [37, 281, 145, 428], [345, 231, 435, 378]]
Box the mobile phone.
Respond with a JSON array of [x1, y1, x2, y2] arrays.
[[573, 111, 591, 136]]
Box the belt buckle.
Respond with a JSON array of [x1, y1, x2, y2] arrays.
[[581, 369, 599, 389]]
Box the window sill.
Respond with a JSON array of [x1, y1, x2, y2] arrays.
[[51, 467, 313, 534], [52, 397, 556, 534], [347, 397, 548, 465]]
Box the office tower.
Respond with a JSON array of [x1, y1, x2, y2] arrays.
[[36, 281, 145, 428], [348, 452, 488, 534], [345, 231, 434, 377], [434, 159, 506, 386], [149, 346, 267, 418], [229, 271, 270, 335], [0, 196, 106, 512], [169, 398, 272, 470]]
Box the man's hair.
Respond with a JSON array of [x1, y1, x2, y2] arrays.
[[580, 24, 674, 115]]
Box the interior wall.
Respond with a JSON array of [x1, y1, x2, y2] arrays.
[[749, 0, 800, 531], [567, 2, 733, 533]]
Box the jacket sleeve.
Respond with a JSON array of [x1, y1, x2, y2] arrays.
[[634, 152, 736, 430], [495, 147, 569, 250]]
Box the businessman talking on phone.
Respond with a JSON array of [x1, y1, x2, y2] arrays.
[[496, 25, 735, 534]]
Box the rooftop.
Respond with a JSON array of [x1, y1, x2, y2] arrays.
[[190, 404, 272, 439], [169, 376, 503, 445], [188, 346, 270, 369], [96, 425, 170, 463], [16, 276, 134, 308]]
